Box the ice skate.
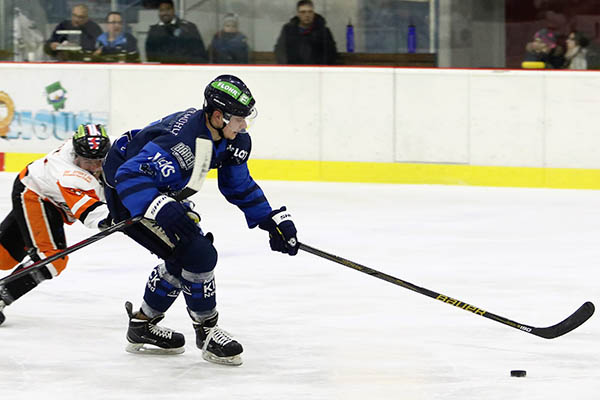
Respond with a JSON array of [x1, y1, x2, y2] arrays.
[[124, 301, 185, 355], [193, 313, 243, 366]]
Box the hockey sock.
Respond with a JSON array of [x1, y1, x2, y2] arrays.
[[141, 263, 181, 317], [181, 269, 217, 321]]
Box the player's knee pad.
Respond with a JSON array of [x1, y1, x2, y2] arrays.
[[181, 269, 216, 317], [169, 235, 217, 274], [142, 263, 182, 316]]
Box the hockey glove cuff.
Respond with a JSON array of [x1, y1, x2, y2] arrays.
[[258, 206, 299, 256], [145, 195, 198, 245]]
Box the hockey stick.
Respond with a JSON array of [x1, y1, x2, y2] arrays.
[[298, 242, 595, 339], [0, 215, 143, 288]]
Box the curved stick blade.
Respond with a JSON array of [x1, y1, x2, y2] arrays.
[[532, 302, 595, 339]]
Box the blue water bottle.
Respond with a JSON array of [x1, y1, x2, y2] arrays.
[[346, 19, 355, 53], [407, 24, 416, 53]]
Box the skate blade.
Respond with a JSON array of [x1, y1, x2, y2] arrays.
[[202, 351, 243, 366], [125, 342, 185, 355]]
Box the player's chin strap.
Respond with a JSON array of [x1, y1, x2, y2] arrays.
[[207, 110, 226, 139]]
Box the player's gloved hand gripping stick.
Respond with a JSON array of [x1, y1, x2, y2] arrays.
[[144, 195, 199, 245], [259, 207, 299, 256]]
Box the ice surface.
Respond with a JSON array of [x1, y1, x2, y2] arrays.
[[0, 172, 598, 400]]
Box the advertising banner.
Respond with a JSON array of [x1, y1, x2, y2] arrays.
[[0, 66, 109, 153]]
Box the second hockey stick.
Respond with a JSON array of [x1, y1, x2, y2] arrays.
[[0, 215, 143, 288], [298, 242, 595, 339]]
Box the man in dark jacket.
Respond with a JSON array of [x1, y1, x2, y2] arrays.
[[274, 0, 338, 65], [44, 4, 102, 60], [145, 0, 208, 64]]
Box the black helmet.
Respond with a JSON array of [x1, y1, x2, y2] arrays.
[[72, 124, 110, 159], [204, 75, 256, 118]]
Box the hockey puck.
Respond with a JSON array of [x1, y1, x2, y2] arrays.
[[510, 370, 526, 377]]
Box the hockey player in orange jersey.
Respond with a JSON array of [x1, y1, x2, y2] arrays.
[[0, 124, 111, 324]]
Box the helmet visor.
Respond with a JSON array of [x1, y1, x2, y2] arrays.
[[223, 107, 258, 132]]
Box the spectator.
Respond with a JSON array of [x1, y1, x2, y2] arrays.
[[208, 13, 249, 64], [564, 30, 589, 70], [274, 0, 338, 65], [94, 12, 140, 62], [44, 4, 102, 60], [523, 28, 565, 69], [145, 0, 208, 64]]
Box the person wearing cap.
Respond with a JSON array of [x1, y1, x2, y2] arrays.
[[208, 13, 249, 64], [523, 28, 565, 69]]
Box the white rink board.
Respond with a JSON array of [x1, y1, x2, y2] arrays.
[[2, 64, 600, 168], [394, 69, 470, 164], [469, 71, 545, 167]]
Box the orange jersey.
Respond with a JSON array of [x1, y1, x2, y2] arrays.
[[20, 140, 109, 229]]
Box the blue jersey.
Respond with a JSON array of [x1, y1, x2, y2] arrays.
[[103, 108, 272, 228]]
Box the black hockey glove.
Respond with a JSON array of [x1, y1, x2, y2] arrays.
[[181, 200, 214, 243], [258, 206, 299, 256], [145, 195, 198, 245], [98, 215, 113, 231]]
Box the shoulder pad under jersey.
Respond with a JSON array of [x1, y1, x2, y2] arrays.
[[225, 133, 252, 165]]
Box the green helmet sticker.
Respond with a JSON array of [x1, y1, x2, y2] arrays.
[[238, 93, 252, 106], [74, 124, 86, 140], [212, 81, 253, 106], [73, 124, 108, 140]]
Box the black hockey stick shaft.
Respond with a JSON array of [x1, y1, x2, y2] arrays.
[[0, 215, 143, 287], [298, 242, 594, 339]]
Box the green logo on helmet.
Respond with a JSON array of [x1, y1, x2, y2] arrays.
[[73, 124, 87, 140], [212, 81, 253, 106], [73, 124, 108, 140]]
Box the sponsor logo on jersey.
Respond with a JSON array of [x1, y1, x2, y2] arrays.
[[150, 152, 176, 178], [171, 142, 195, 171], [170, 108, 197, 136], [63, 169, 93, 183], [226, 144, 248, 162]]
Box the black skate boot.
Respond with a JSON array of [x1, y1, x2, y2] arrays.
[[125, 301, 185, 355], [193, 313, 243, 366]]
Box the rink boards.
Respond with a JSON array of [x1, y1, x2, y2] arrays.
[[1, 63, 599, 189]]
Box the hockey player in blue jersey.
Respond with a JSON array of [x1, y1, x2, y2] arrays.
[[102, 75, 299, 365]]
